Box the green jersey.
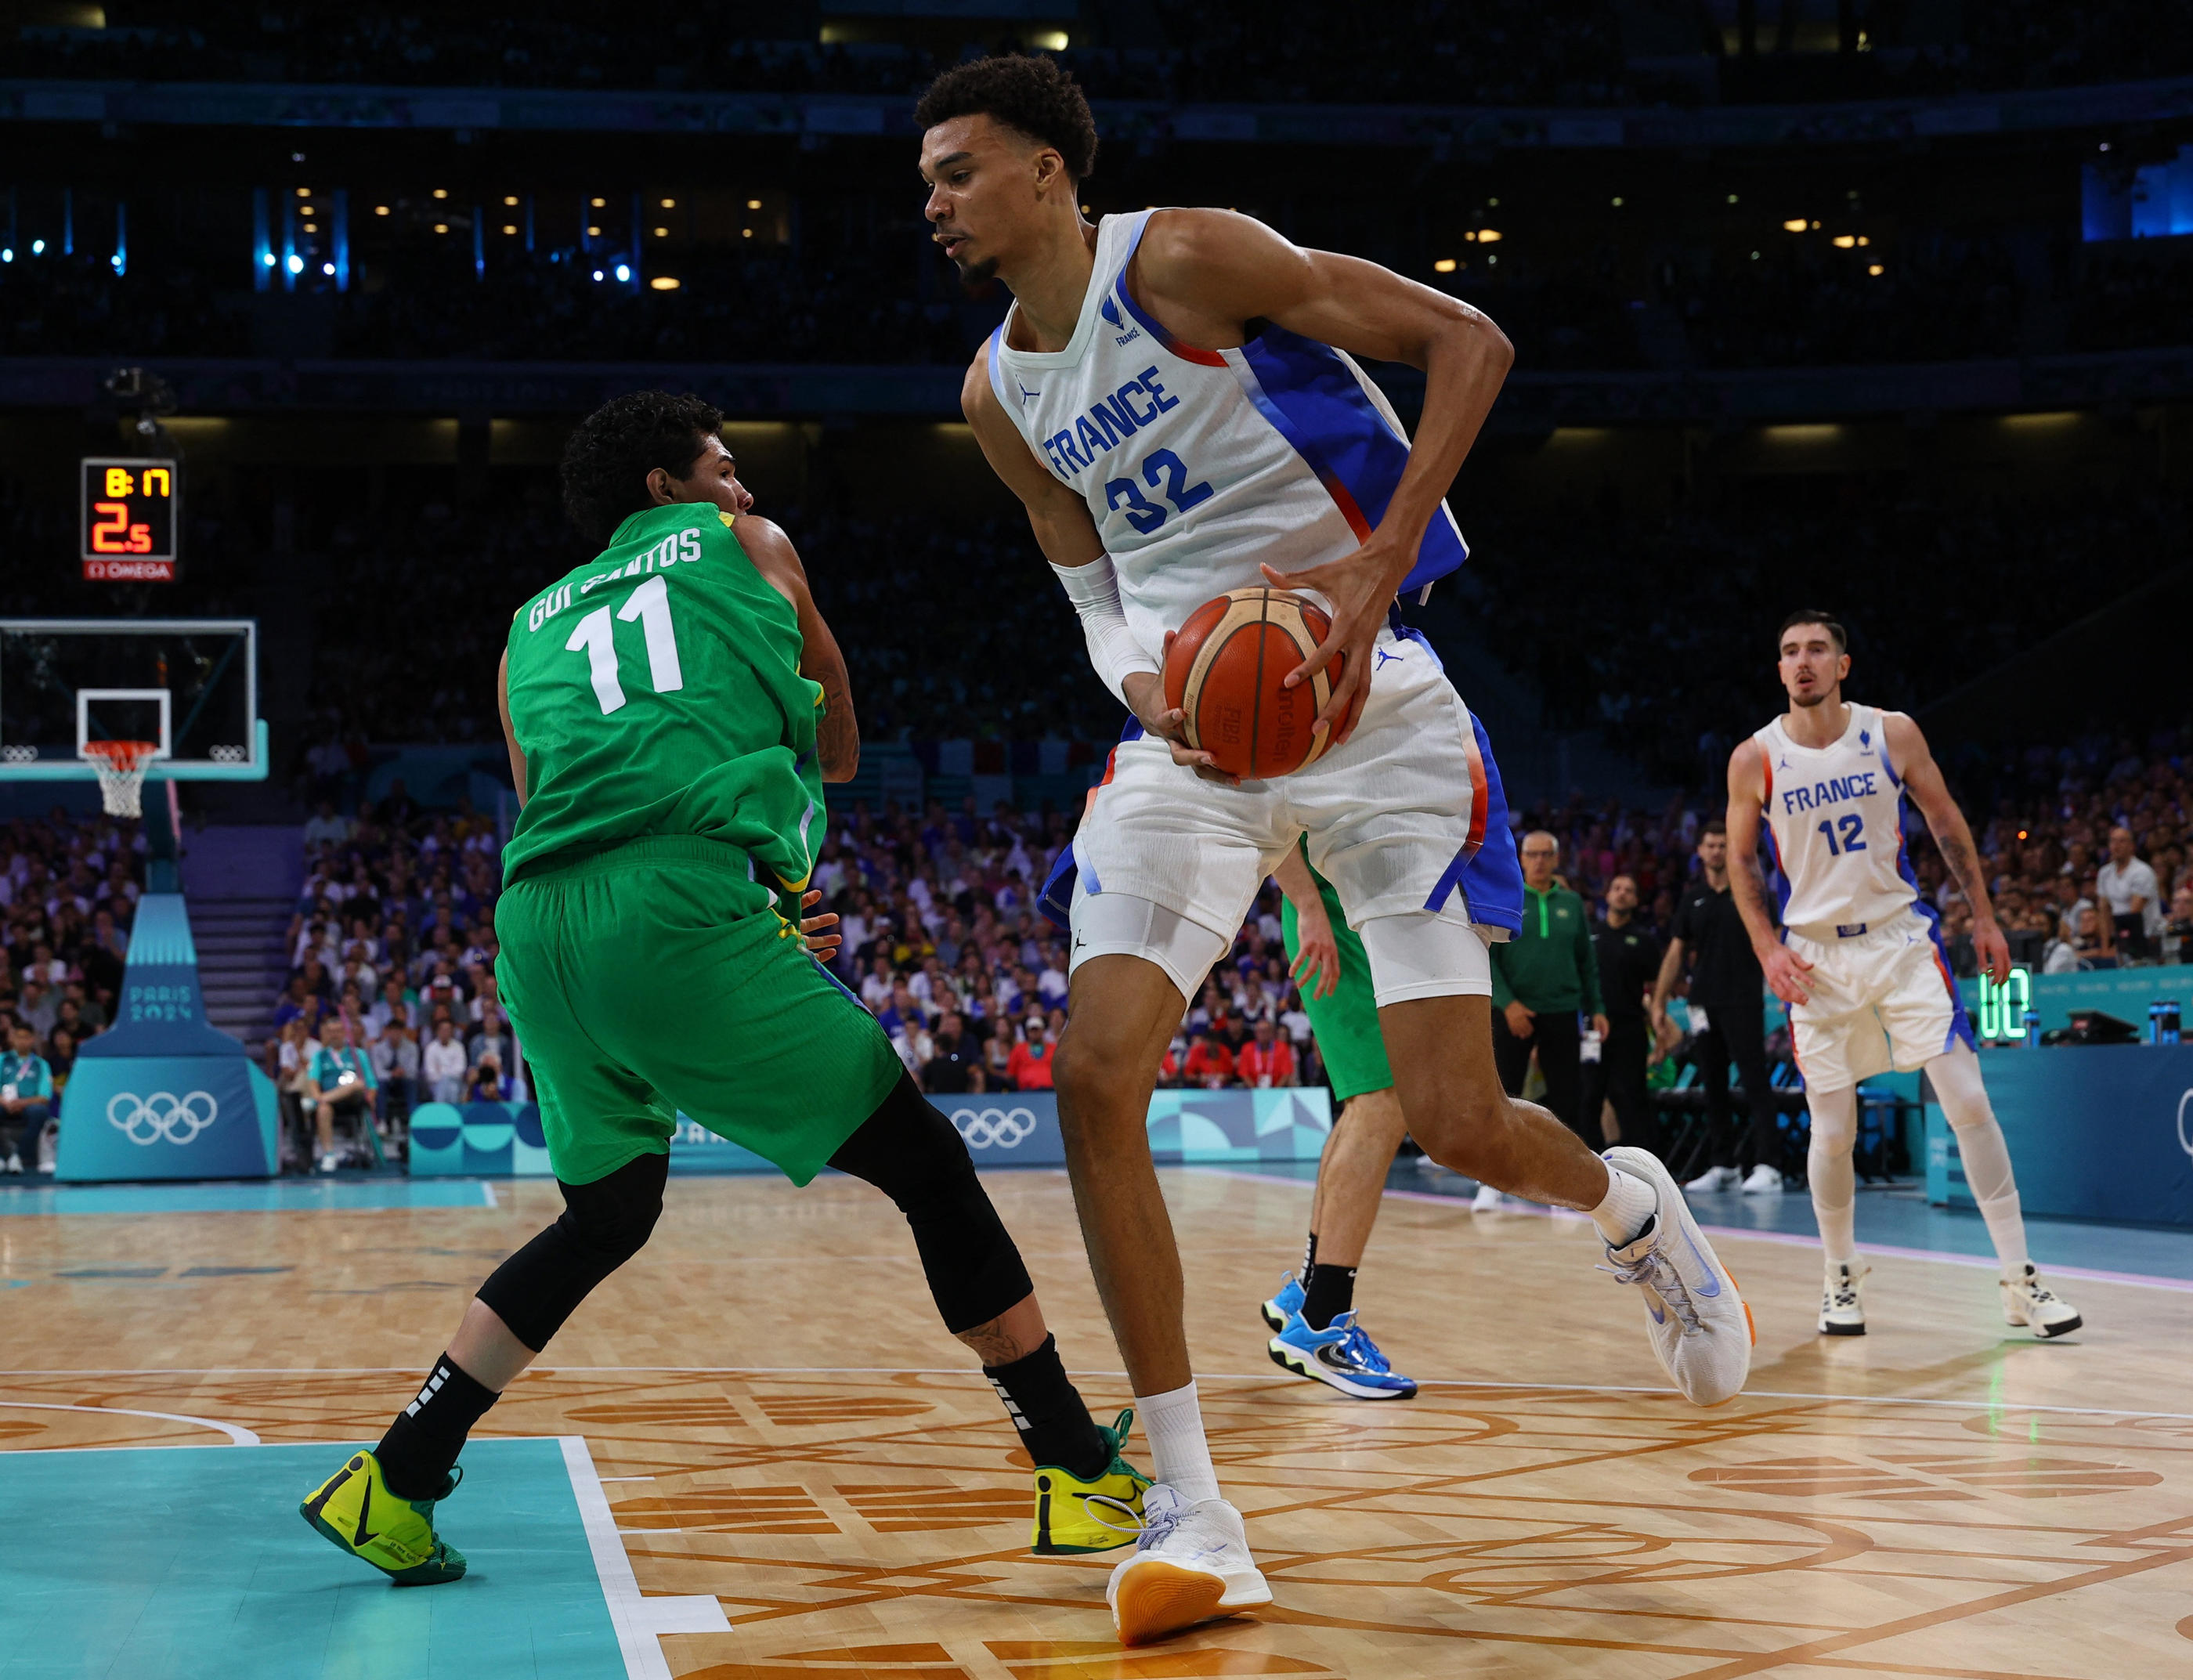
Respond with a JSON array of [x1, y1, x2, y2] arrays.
[[500, 504, 826, 894]]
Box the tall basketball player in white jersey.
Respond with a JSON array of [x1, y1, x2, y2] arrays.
[[1727, 612, 2082, 1341], [916, 56, 1752, 1645]]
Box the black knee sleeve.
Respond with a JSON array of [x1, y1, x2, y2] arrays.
[[475, 1150, 667, 1353], [827, 1072, 1033, 1334]]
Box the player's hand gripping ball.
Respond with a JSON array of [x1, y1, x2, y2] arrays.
[[1162, 587, 1353, 780]]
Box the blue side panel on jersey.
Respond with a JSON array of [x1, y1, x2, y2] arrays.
[[1891, 804, 1976, 1052], [1237, 324, 1469, 597], [1039, 843, 1078, 931], [984, 325, 1010, 409], [1425, 713, 1523, 936]]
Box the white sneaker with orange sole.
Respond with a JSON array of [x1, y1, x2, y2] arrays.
[[1104, 1483, 1270, 1646], [1601, 1147, 1755, 1406]]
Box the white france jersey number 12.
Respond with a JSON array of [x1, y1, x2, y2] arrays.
[[565, 573, 685, 716]]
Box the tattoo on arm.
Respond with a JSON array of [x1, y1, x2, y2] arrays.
[[815, 670, 858, 779], [1938, 831, 1991, 915]]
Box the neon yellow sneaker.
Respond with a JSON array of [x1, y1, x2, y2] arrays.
[[299, 1450, 468, 1584], [1031, 1408, 1151, 1555]]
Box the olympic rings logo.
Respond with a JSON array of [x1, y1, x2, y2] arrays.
[[107, 1089, 220, 1147], [951, 1106, 1038, 1150]]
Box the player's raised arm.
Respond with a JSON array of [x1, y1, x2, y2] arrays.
[[1725, 736, 1812, 1004], [737, 515, 860, 782], [961, 356, 1227, 780], [1131, 210, 1514, 736], [1884, 710, 2009, 985]]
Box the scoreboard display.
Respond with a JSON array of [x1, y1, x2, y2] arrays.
[[80, 457, 180, 582]]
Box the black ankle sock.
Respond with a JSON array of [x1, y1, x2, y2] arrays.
[[985, 1334, 1110, 1481], [375, 1353, 498, 1500], [1302, 1263, 1357, 1331], [1300, 1230, 1318, 1290]]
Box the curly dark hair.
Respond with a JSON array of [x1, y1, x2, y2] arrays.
[[559, 389, 723, 547], [914, 53, 1097, 182]]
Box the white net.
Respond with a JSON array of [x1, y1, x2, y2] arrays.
[[85, 742, 155, 818]]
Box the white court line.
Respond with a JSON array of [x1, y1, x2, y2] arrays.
[[479, 1181, 499, 1208], [558, 1433, 728, 1680], [1182, 1164, 2193, 1294], [0, 1400, 260, 1445]]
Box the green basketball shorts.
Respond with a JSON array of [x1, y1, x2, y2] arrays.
[[494, 836, 904, 1187], [1281, 874, 1395, 1104]]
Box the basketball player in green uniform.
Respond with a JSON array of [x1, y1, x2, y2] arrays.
[[1256, 844, 1419, 1399], [302, 391, 1146, 1585]]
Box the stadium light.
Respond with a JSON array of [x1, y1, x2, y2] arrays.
[[1, 249, 11, 262], [1832, 234, 1855, 247], [295, 186, 309, 197], [1477, 229, 1501, 242], [592, 269, 604, 281], [31, 239, 44, 255], [1868, 264, 1884, 276], [1433, 258, 1457, 273], [1611, 197, 1624, 207], [432, 189, 448, 200], [1782, 219, 1808, 231], [660, 198, 674, 208], [375, 205, 389, 216], [650, 276, 680, 291], [747, 198, 762, 210], [614, 262, 631, 283], [1032, 30, 1068, 49], [591, 197, 605, 208], [504, 225, 516, 236], [321, 262, 334, 275], [504, 196, 518, 206], [286, 254, 303, 273], [262, 251, 276, 266]]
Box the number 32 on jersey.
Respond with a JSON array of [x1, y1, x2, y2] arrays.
[[565, 574, 685, 715]]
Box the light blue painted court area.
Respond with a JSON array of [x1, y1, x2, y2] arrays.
[[0, 1438, 627, 1678], [0, 1180, 498, 1216]]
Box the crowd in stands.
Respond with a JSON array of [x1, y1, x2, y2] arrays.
[[1443, 490, 2193, 786], [18, 5, 2193, 105], [14, 227, 2193, 374], [0, 811, 138, 1172]]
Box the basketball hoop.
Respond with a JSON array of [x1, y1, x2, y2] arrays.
[[84, 739, 158, 818]]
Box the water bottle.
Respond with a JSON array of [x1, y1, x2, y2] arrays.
[[1580, 1024, 1603, 1064], [2166, 1000, 2183, 1047], [2152, 1001, 2167, 1046], [2023, 1008, 2040, 1047]]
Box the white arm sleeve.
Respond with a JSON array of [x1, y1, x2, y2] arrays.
[[1050, 558, 1161, 706]]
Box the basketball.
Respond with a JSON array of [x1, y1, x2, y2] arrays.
[[1162, 587, 1350, 779]]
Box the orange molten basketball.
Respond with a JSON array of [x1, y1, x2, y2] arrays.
[[1162, 587, 1351, 779]]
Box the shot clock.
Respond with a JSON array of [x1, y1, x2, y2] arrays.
[[80, 457, 180, 582]]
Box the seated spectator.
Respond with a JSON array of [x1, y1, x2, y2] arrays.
[[921, 1009, 981, 1095], [44, 1025, 77, 1098], [982, 1017, 1015, 1088], [1006, 1012, 1058, 1091], [1236, 1017, 1297, 1089], [2164, 884, 2193, 969], [2097, 825, 2163, 963], [19, 977, 56, 1039], [468, 1053, 512, 1103], [2, 1019, 56, 1173], [1183, 1029, 1234, 1090], [305, 1016, 378, 1173], [468, 1004, 516, 1081], [422, 1016, 468, 1105], [367, 976, 416, 1040]]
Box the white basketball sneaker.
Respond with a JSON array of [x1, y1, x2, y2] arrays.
[[1819, 1259, 1869, 1335], [1685, 1164, 1739, 1192], [1469, 1182, 1508, 1212], [1600, 1148, 1754, 1406], [1104, 1483, 1271, 1646], [1739, 1163, 1783, 1196], [2000, 1263, 2082, 1339]]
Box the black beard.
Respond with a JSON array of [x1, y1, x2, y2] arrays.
[[1792, 688, 1830, 707], [956, 252, 999, 287]]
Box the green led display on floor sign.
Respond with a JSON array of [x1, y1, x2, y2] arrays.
[[1976, 966, 2034, 1041]]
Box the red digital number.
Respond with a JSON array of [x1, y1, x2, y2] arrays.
[[91, 500, 132, 552]]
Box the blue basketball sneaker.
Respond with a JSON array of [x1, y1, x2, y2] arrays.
[[1259, 1271, 1306, 1334], [1267, 1310, 1418, 1400]]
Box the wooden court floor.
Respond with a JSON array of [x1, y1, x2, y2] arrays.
[[5, 1167, 2192, 1679]]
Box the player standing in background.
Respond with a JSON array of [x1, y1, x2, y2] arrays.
[[923, 54, 1752, 1644], [299, 390, 1149, 1591], [1727, 611, 2082, 1339], [1258, 842, 1418, 1401]]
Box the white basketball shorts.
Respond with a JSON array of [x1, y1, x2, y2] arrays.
[[1785, 906, 1975, 1091], [1060, 626, 1521, 1005]]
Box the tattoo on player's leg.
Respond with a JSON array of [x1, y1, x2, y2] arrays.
[[956, 1315, 1024, 1367]]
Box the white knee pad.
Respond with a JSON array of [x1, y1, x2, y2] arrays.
[[1068, 883, 1232, 1003], [1357, 909, 1493, 1008]]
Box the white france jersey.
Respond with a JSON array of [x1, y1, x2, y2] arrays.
[[1754, 703, 1920, 941], [986, 210, 1469, 659]]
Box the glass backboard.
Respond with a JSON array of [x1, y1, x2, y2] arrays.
[[0, 619, 265, 781]]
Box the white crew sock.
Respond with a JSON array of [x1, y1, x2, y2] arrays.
[[1927, 1046, 2029, 1276], [1589, 1165, 1659, 1247], [1806, 1085, 1859, 1265], [1136, 1378, 1220, 1505]]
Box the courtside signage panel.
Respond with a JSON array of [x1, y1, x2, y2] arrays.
[[79, 457, 180, 581]]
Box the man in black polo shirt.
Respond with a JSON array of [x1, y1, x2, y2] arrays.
[[922, 1010, 981, 1095], [1651, 821, 1783, 1194], [1586, 873, 1663, 1159]]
